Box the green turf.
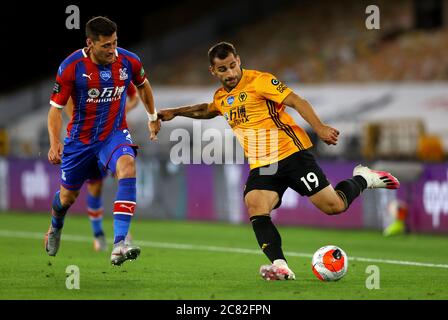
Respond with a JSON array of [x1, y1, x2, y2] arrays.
[[0, 212, 447, 300]]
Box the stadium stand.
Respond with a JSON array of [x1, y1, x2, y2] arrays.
[[1, 0, 448, 160], [148, 0, 448, 84]]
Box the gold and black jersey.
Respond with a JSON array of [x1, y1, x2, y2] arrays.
[[208, 69, 312, 169]]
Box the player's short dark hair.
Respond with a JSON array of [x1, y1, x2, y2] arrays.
[[208, 42, 237, 65], [85, 16, 117, 41]]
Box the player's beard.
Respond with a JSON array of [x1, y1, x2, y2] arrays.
[[105, 52, 116, 64], [101, 53, 115, 64], [93, 50, 115, 65], [224, 76, 239, 89]]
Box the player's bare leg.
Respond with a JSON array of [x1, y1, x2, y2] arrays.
[[310, 165, 400, 215], [45, 186, 79, 256], [308, 185, 347, 215], [110, 154, 140, 266], [245, 190, 296, 280], [86, 180, 107, 251]]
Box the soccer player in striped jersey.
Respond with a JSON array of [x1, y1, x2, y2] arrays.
[[158, 42, 400, 280], [64, 83, 139, 252], [46, 16, 160, 266]]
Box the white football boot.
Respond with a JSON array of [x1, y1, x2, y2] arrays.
[[259, 259, 296, 281], [110, 240, 141, 266], [353, 164, 400, 189]]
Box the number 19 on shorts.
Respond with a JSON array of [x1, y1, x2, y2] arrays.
[[300, 172, 319, 192]]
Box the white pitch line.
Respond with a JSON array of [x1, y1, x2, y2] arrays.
[[1, 229, 448, 269]]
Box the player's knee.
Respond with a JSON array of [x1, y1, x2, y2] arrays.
[[116, 156, 136, 179], [87, 181, 102, 197], [60, 190, 79, 206], [245, 195, 270, 216], [321, 199, 345, 215]]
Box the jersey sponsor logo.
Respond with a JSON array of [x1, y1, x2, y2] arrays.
[[88, 88, 100, 99], [271, 78, 288, 93], [119, 68, 128, 80], [86, 86, 125, 103], [53, 82, 61, 94], [276, 83, 288, 93], [238, 92, 247, 102], [227, 96, 235, 105], [225, 105, 249, 126], [100, 70, 112, 81]]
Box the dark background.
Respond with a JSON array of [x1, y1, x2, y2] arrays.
[[0, 0, 444, 94], [0, 1, 175, 93]]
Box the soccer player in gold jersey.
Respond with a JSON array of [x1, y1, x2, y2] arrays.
[[158, 42, 400, 280]]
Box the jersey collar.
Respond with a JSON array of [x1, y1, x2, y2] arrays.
[[81, 47, 119, 61]]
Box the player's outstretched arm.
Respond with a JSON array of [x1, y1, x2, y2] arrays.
[[158, 103, 220, 121], [283, 92, 339, 146], [137, 80, 160, 141], [47, 106, 64, 165]]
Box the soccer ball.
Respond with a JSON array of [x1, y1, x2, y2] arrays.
[[311, 245, 348, 281]]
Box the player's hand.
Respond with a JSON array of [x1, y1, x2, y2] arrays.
[[158, 109, 176, 121], [48, 142, 63, 165], [316, 125, 339, 145], [148, 119, 161, 141]]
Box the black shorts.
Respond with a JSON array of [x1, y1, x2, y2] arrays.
[[243, 150, 330, 209]]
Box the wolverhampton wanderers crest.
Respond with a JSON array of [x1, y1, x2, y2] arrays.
[[238, 92, 247, 102]]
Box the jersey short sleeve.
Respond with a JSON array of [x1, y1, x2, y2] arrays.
[[129, 55, 147, 87], [50, 64, 75, 109], [254, 72, 292, 104], [127, 82, 137, 98]]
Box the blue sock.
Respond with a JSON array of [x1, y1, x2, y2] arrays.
[[114, 216, 131, 244], [113, 178, 136, 244], [87, 193, 104, 237], [51, 191, 69, 229]]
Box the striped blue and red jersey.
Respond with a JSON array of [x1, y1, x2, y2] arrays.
[[50, 47, 146, 144]]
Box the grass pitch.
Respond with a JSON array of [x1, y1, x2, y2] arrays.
[[0, 212, 447, 300]]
